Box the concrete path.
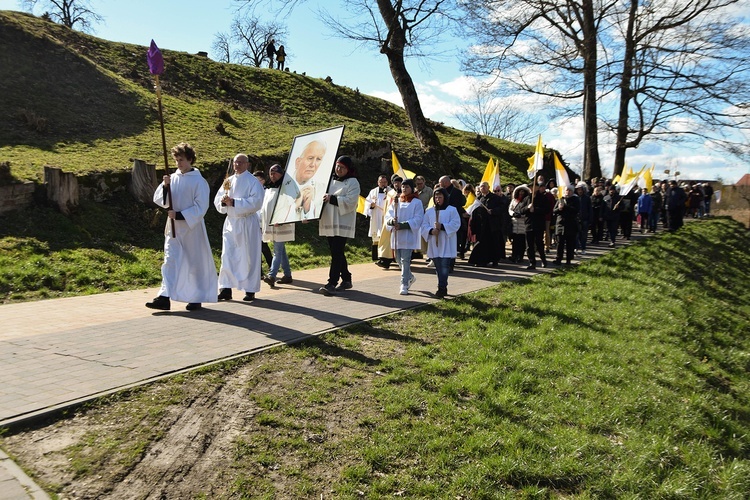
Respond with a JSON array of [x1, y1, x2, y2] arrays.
[[0, 237, 639, 499]]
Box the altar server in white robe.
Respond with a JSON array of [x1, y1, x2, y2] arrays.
[[365, 174, 389, 261], [214, 153, 265, 302], [146, 142, 218, 312], [420, 187, 461, 299]]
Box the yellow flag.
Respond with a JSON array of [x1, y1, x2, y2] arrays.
[[527, 135, 543, 180], [481, 158, 495, 185], [464, 191, 476, 210], [357, 195, 366, 215], [553, 152, 571, 200], [392, 151, 416, 180], [481, 158, 501, 191]]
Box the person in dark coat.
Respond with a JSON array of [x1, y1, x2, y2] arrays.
[[468, 181, 504, 266], [552, 186, 580, 265], [575, 182, 592, 254], [266, 39, 276, 69], [666, 180, 687, 231], [590, 185, 605, 244], [603, 185, 621, 247], [518, 182, 549, 269]]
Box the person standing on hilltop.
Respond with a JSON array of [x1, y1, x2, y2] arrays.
[[146, 142, 217, 312], [266, 38, 276, 69], [276, 45, 287, 71]]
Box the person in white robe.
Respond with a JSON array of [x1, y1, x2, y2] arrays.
[[260, 164, 295, 288], [318, 155, 360, 296], [364, 174, 388, 261], [376, 175, 402, 269], [214, 153, 264, 301], [385, 179, 424, 295], [420, 187, 461, 299], [146, 142, 218, 311]]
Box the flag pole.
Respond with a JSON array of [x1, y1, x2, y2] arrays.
[[148, 40, 175, 237]]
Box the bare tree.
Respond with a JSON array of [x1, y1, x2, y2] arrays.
[[455, 83, 540, 143], [231, 14, 287, 67], [605, 0, 750, 176], [212, 32, 232, 64], [461, 0, 619, 180], [20, 0, 103, 32], [212, 12, 286, 67], [236, 1, 457, 168]]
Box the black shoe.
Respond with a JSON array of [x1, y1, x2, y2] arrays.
[[263, 275, 276, 288], [217, 288, 232, 301], [277, 275, 293, 284], [541, 261, 548, 268], [375, 260, 390, 269], [186, 303, 202, 311], [336, 281, 352, 291], [552, 260, 561, 265], [435, 287, 447, 298], [146, 296, 171, 310], [243, 292, 255, 301], [526, 265, 536, 270], [319, 285, 337, 296]]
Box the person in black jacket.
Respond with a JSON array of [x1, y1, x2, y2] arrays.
[[603, 185, 621, 247], [576, 182, 592, 254], [553, 186, 580, 265], [666, 180, 688, 231], [518, 182, 549, 269]]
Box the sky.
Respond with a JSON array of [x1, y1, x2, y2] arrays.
[[1, 0, 748, 184]]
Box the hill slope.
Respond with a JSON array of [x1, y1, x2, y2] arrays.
[[0, 10, 538, 186]]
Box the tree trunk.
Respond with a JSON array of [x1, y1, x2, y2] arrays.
[[614, 0, 639, 178], [44, 165, 78, 215], [129, 158, 158, 205], [376, 0, 448, 173], [581, 0, 602, 181]]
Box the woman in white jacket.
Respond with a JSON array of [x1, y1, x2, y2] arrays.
[[420, 187, 461, 298], [386, 179, 424, 295]]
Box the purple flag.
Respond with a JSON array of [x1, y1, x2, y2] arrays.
[[147, 39, 164, 75]]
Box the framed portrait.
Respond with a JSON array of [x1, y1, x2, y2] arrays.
[[269, 125, 346, 225]]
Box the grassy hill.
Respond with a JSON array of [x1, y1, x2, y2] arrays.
[[0, 10, 551, 304], [0, 10, 537, 186]]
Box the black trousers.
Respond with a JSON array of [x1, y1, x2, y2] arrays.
[[261, 241, 273, 267], [327, 236, 351, 286], [525, 229, 546, 266], [556, 230, 577, 263]]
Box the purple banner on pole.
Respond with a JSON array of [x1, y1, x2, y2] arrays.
[[147, 39, 164, 75]]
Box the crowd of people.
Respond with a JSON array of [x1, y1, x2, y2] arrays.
[[145, 143, 710, 311]]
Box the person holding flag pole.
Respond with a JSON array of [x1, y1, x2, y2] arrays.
[[144, 42, 217, 312], [386, 179, 424, 295]]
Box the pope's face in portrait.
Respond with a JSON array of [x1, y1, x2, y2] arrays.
[[295, 140, 326, 185]]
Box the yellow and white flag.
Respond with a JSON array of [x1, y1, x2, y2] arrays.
[[481, 157, 501, 191], [357, 195, 367, 215], [527, 135, 544, 180], [553, 152, 572, 199], [638, 164, 654, 191], [392, 151, 416, 180]]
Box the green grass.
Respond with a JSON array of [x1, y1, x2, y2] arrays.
[[4, 218, 746, 498], [0, 191, 373, 303]]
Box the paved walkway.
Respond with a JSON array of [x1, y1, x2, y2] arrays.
[[0, 237, 640, 499]]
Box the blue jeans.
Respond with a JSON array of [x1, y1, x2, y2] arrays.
[[432, 257, 450, 289], [269, 241, 291, 278], [395, 248, 413, 287], [648, 211, 659, 231]]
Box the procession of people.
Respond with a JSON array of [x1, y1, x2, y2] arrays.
[[146, 142, 699, 311]]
